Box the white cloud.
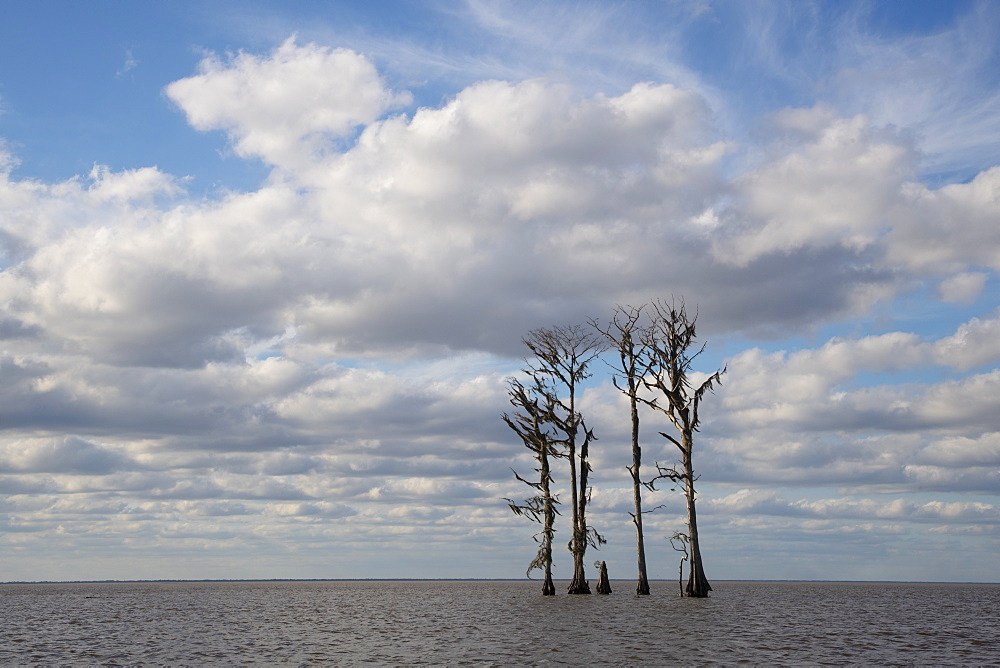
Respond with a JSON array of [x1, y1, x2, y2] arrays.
[[165, 37, 411, 170], [933, 310, 1000, 371], [86, 165, 182, 203], [917, 434, 1000, 468], [703, 312, 1000, 493], [18, 42, 989, 371], [0, 139, 17, 172], [0, 436, 134, 474], [715, 113, 912, 266], [115, 48, 138, 78], [902, 464, 1000, 493], [709, 111, 1000, 299], [938, 271, 988, 304], [721, 314, 1000, 431], [708, 489, 999, 525], [885, 167, 1000, 275]]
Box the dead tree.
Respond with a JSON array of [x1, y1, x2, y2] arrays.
[[523, 325, 606, 595], [669, 532, 689, 597], [641, 299, 724, 598], [503, 377, 560, 595], [595, 560, 612, 594], [592, 304, 652, 596]]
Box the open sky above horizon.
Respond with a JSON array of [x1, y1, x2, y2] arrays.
[[1, 0, 998, 584]]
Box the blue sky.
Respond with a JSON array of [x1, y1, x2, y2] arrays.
[[1, 0, 999, 584]]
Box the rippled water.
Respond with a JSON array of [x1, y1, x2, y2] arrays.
[[1, 580, 998, 664]]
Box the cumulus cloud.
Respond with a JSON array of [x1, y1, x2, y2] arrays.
[[86, 165, 182, 203], [12, 41, 995, 372], [711, 110, 1000, 291], [917, 434, 1000, 468], [885, 167, 1000, 274], [715, 112, 913, 266], [721, 315, 1000, 427], [938, 271, 988, 304], [932, 310, 1000, 371], [0, 436, 135, 474], [709, 489, 999, 525], [165, 37, 411, 169], [700, 311, 1000, 496]]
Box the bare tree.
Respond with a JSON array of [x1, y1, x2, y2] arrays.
[[522, 325, 605, 594], [592, 304, 652, 596], [503, 377, 560, 595], [669, 531, 689, 597], [641, 299, 724, 598]]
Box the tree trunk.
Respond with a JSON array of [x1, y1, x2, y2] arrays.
[[630, 389, 650, 596], [541, 451, 556, 596], [683, 441, 711, 598], [568, 559, 591, 594], [574, 419, 595, 594], [632, 486, 650, 595], [685, 501, 711, 597], [593, 307, 649, 597], [542, 571, 555, 596], [596, 560, 612, 594], [567, 376, 592, 595], [566, 437, 590, 594]]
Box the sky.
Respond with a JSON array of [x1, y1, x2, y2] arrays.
[[1, 0, 998, 584]]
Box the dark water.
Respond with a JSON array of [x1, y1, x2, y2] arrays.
[[1, 580, 998, 665]]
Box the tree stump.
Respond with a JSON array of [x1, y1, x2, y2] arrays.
[[596, 561, 612, 595]]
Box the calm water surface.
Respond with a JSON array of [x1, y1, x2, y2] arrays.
[[1, 580, 998, 665]]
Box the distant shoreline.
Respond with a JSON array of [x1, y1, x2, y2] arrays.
[[4, 578, 998, 585]]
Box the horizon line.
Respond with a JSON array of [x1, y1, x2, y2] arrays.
[[4, 578, 998, 585]]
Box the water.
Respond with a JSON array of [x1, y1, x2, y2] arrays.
[[1, 580, 998, 665]]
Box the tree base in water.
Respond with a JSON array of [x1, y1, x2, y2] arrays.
[[596, 561, 612, 595]]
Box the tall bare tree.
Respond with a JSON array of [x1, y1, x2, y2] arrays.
[[592, 304, 652, 596], [503, 377, 560, 595], [522, 325, 605, 594], [641, 299, 724, 598]]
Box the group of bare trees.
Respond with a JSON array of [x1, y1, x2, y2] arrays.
[[503, 324, 605, 594], [504, 299, 724, 597]]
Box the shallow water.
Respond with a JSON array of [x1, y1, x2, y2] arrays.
[[1, 580, 998, 664]]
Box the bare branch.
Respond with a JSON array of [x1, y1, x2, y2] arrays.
[[658, 430, 684, 452]]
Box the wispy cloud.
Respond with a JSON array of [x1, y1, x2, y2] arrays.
[[116, 48, 139, 78]]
